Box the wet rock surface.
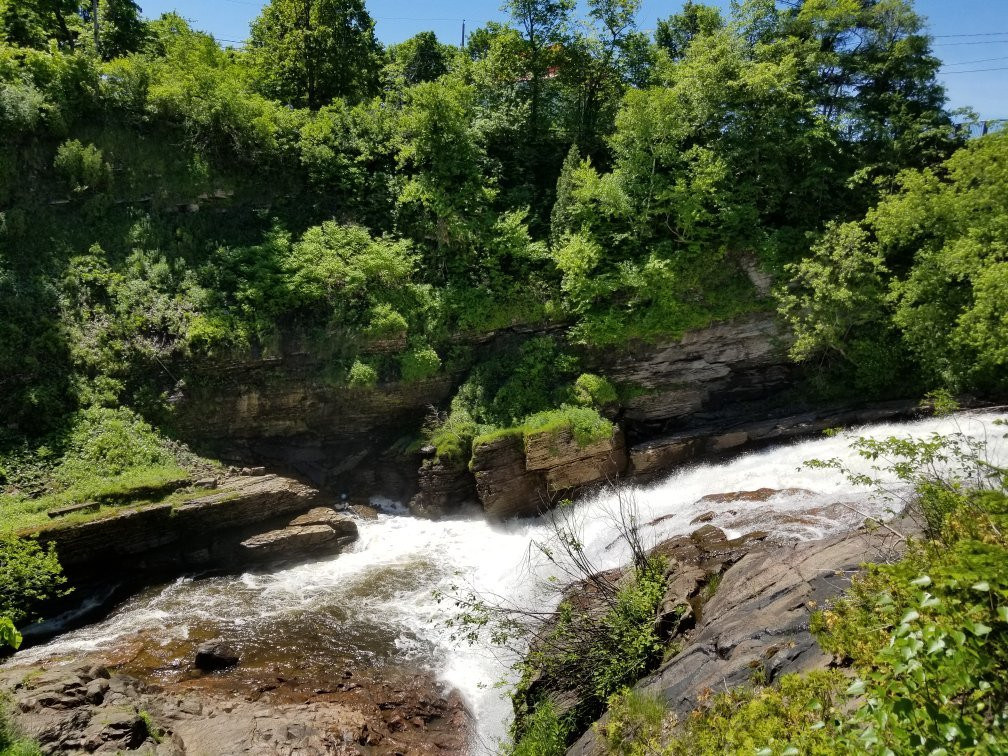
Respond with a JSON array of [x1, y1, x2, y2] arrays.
[[2, 652, 469, 756]]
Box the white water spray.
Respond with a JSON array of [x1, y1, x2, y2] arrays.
[[11, 412, 1006, 753]]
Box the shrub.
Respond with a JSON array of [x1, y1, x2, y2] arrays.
[[0, 535, 67, 629], [55, 407, 177, 484], [572, 373, 618, 409], [347, 359, 378, 388], [512, 701, 568, 756], [53, 139, 109, 192], [365, 303, 408, 339], [0, 696, 42, 754], [663, 671, 847, 755], [399, 345, 441, 382]]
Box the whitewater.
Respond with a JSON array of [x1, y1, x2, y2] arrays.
[[12, 411, 1007, 754]]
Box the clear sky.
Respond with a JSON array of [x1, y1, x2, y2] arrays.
[[140, 0, 1007, 120]]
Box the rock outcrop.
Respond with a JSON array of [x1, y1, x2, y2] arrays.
[[25, 476, 359, 643], [408, 458, 477, 520], [37, 475, 352, 580], [173, 352, 456, 497], [0, 655, 468, 756], [599, 313, 791, 431], [629, 400, 922, 477], [566, 526, 905, 755], [469, 427, 628, 520], [239, 507, 358, 563]]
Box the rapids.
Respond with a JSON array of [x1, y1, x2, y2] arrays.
[[10, 411, 1007, 754]]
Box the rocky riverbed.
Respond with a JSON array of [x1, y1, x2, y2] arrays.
[[1, 645, 468, 755]]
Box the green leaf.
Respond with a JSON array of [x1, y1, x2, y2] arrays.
[[972, 622, 992, 637], [846, 679, 866, 696], [901, 610, 920, 624], [971, 581, 990, 592], [911, 575, 932, 587], [998, 606, 1008, 623]]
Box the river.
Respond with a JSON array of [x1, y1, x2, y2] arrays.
[[11, 411, 1006, 754]]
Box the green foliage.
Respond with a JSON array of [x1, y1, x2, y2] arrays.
[[0, 534, 67, 629], [53, 138, 109, 192], [663, 671, 847, 755], [600, 688, 666, 756], [365, 303, 408, 340], [0, 617, 19, 650], [385, 31, 453, 87], [511, 700, 569, 756], [512, 556, 668, 744], [399, 345, 441, 383], [0, 695, 42, 755], [572, 373, 617, 409], [249, 0, 380, 109], [346, 359, 378, 388], [523, 406, 613, 449], [780, 132, 1008, 397], [0, 406, 195, 532]]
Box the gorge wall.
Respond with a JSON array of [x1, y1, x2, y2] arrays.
[[170, 312, 921, 520]]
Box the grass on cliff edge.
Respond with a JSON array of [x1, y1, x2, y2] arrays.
[[0, 407, 217, 534], [471, 406, 614, 453]]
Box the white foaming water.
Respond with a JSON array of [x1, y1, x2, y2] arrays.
[[11, 412, 1007, 753]]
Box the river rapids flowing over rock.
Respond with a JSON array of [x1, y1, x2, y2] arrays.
[[11, 412, 1007, 754]]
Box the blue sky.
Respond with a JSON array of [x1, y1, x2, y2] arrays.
[[141, 0, 1007, 120]]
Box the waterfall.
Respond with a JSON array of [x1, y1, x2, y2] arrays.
[[11, 411, 1006, 754]]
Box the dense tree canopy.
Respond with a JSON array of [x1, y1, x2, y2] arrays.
[[0, 0, 997, 441], [249, 0, 381, 108]]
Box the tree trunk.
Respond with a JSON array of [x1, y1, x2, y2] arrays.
[[92, 0, 100, 56]]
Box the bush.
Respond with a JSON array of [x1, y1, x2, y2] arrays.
[[53, 139, 109, 192], [365, 303, 408, 340], [347, 359, 378, 388], [663, 671, 847, 755], [511, 555, 668, 744], [399, 345, 441, 382], [0, 535, 67, 629], [0, 696, 42, 755], [572, 373, 618, 409], [512, 701, 568, 756]]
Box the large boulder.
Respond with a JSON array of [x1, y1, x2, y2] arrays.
[[238, 509, 358, 564]]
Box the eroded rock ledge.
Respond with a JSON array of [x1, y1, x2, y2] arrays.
[[26, 475, 359, 643], [565, 523, 908, 755]]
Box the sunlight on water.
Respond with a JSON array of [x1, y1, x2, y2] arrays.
[[11, 412, 1006, 754]]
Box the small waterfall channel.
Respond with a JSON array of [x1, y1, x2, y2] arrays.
[[10, 412, 1007, 754]]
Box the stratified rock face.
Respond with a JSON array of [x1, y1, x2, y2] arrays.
[[472, 434, 546, 520], [36, 476, 355, 583], [408, 458, 478, 519], [471, 428, 628, 520], [629, 400, 921, 476], [174, 353, 456, 495], [600, 313, 791, 427]]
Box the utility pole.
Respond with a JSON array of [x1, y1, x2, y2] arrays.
[[461, 19, 466, 49]]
